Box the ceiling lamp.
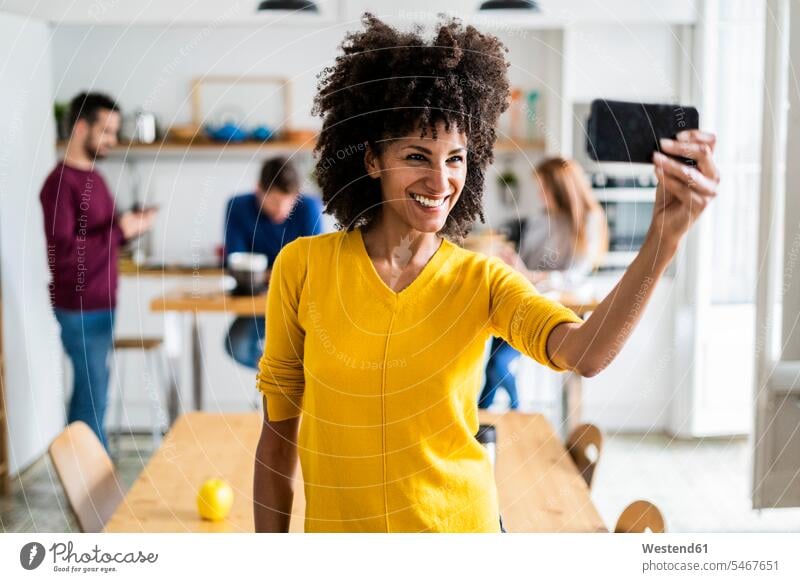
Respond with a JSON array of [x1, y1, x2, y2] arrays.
[[479, 0, 540, 10], [257, 0, 318, 13]]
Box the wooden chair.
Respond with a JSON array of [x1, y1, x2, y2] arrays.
[[48, 421, 125, 533], [614, 500, 666, 533], [566, 423, 603, 488]]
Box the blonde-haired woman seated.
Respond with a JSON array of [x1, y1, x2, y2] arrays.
[[479, 157, 608, 409]]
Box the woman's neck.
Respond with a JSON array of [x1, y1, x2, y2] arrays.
[[360, 216, 442, 267]]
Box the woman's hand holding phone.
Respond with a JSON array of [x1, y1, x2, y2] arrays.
[[650, 130, 719, 248], [545, 130, 719, 376]]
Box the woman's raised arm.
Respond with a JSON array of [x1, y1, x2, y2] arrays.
[[546, 130, 719, 376]]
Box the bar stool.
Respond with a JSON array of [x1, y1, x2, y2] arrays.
[[111, 336, 170, 458]]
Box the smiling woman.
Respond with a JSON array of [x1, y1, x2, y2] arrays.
[[253, 12, 719, 534], [312, 12, 509, 241]]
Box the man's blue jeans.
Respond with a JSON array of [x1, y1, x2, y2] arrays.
[[225, 316, 265, 370], [478, 337, 521, 410], [55, 308, 115, 451]]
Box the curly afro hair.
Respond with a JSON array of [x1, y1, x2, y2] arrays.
[[312, 13, 511, 241]]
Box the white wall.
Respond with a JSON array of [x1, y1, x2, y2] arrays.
[[49, 25, 346, 132], [0, 12, 64, 475], [566, 23, 683, 102]]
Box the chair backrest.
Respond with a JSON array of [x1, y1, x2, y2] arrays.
[[614, 500, 666, 533], [566, 423, 603, 488], [48, 421, 125, 532]]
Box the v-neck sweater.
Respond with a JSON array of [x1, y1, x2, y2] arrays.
[[256, 227, 582, 532]]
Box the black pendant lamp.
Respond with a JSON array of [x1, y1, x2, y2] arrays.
[[257, 0, 318, 12], [479, 0, 540, 10]]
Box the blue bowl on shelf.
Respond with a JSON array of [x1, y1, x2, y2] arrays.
[[205, 122, 248, 143], [250, 125, 275, 142]]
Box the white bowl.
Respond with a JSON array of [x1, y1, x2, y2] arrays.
[[227, 252, 268, 272]]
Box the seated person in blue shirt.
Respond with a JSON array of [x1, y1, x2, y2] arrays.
[[223, 156, 322, 368]]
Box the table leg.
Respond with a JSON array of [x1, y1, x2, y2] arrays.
[[166, 361, 180, 425], [162, 311, 183, 426], [191, 312, 203, 411]]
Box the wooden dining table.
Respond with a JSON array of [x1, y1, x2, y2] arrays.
[[151, 287, 598, 435], [104, 410, 607, 533]]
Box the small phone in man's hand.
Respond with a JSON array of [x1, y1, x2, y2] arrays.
[[130, 203, 160, 214], [586, 99, 700, 165]]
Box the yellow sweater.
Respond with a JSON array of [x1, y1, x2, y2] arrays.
[[256, 227, 582, 532]]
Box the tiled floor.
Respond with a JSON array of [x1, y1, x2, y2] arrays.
[[0, 434, 154, 533], [592, 433, 800, 532], [2, 431, 799, 533]]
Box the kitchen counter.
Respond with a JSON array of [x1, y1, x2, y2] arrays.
[[118, 257, 224, 277]]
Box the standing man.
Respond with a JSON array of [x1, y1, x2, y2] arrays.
[[223, 157, 323, 369], [40, 92, 156, 450]]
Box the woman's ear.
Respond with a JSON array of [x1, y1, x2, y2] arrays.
[[364, 144, 382, 180]]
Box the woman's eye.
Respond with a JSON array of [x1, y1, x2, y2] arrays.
[[404, 153, 463, 163]]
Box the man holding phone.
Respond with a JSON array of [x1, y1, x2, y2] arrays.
[[40, 92, 156, 451]]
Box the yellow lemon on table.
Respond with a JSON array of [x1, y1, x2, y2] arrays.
[[197, 478, 234, 521]]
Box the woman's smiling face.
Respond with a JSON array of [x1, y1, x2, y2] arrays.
[[364, 121, 468, 234]]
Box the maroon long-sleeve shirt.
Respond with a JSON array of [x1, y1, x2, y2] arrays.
[[40, 161, 126, 310]]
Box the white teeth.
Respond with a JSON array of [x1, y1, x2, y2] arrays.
[[410, 193, 447, 208]]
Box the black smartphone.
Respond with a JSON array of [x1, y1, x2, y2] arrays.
[[130, 203, 160, 213], [586, 99, 699, 165]]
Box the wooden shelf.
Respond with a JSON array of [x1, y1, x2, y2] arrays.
[[56, 138, 316, 158], [494, 138, 546, 154], [56, 138, 546, 159]]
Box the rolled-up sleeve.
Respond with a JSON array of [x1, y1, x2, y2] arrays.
[[256, 238, 307, 421], [487, 257, 582, 372]]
